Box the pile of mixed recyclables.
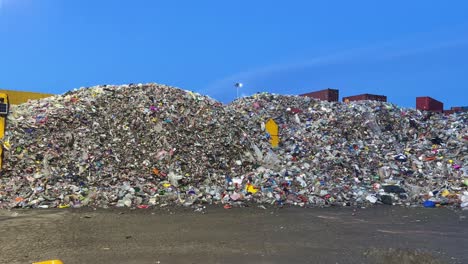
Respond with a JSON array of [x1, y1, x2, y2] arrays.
[[0, 83, 466, 209]]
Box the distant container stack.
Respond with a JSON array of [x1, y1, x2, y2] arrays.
[[416, 97, 443, 112], [451, 106, 468, 111], [297, 88, 461, 114], [342, 93, 387, 103], [300, 88, 339, 102], [444, 106, 468, 115]]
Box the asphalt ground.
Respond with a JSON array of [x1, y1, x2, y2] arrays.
[[0, 206, 467, 264]]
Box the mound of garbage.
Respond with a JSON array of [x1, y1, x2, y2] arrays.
[[0, 83, 466, 209]]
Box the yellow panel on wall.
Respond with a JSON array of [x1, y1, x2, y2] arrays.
[[0, 89, 54, 105]]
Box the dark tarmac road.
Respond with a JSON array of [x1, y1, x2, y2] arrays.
[[0, 206, 467, 264]]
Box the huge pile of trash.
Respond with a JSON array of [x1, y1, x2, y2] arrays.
[[0, 83, 467, 209]]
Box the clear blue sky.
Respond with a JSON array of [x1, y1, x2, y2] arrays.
[[1, 0, 467, 108]]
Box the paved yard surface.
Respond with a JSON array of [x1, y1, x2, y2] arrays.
[[1, 206, 467, 264]]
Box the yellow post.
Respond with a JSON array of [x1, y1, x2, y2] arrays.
[[0, 93, 9, 171], [265, 118, 279, 148], [0, 115, 3, 169]]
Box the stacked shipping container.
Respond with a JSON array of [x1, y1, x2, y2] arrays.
[[451, 106, 468, 111], [300, 88, 339, 102], [416, 97, 443, 112], [342, 93, 387, 102], [445, 106, 468, 115], [298, 90, 463, 114]]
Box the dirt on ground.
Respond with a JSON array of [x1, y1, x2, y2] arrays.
[[0, 206, 467, 264]]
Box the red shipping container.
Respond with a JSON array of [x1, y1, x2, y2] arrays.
[[300, 88, 339, 102], [342, 93, 387, 102], [444, 110, 456, 115], [416, 97, 443, 112], [448, 106, 468, 113]]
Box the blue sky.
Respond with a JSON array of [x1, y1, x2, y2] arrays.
[[0, 0, 467, 108]]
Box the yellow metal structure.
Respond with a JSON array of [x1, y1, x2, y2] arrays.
[[33, 260, 64, 264], [0, 93, 8, 170], [0, 90, 53, 171], [0, 89, 53, 105], [0, 93, 6, 133], [265, 118, 279, 148]]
